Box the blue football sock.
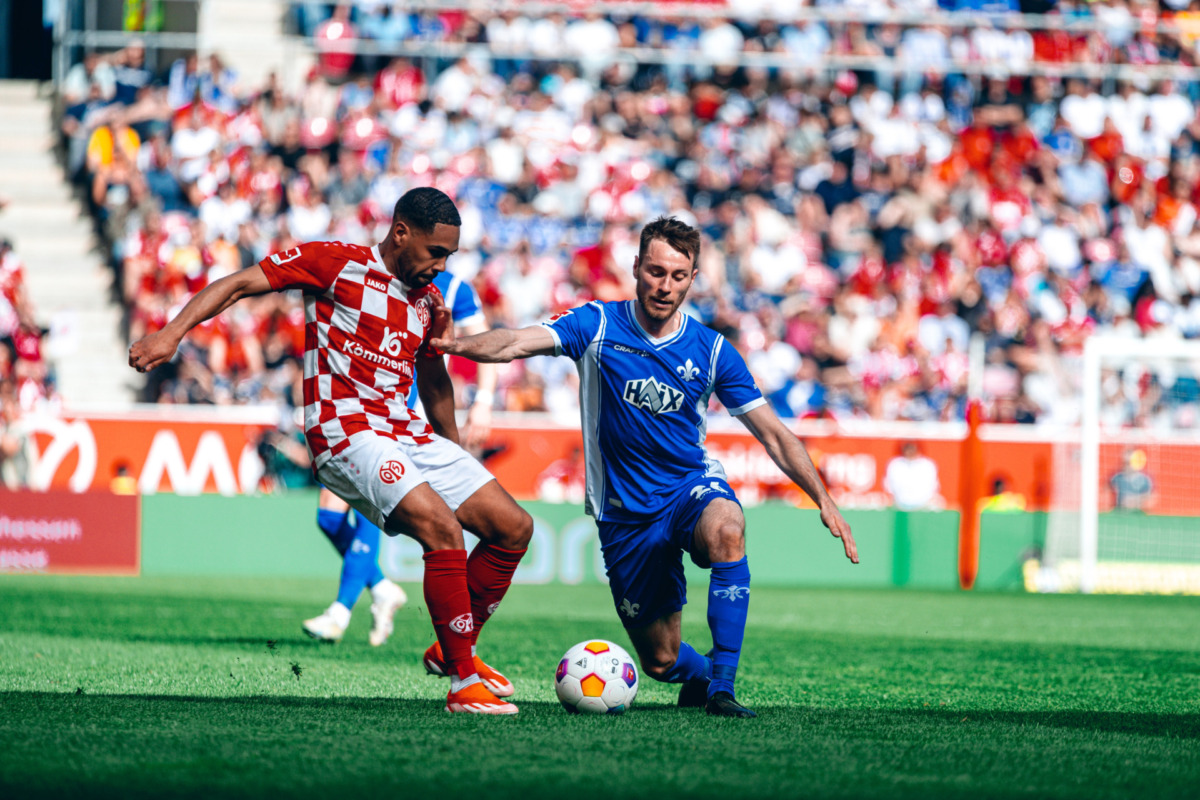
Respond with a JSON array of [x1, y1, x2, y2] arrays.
[[661, 641, 712, 684], [358, 516, 386, 588], [707, 556, 751, 698], [336, 512, 381, 609], [317, 509, 352, 555]]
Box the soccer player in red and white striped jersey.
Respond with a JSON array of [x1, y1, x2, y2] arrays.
[[129, 188, 530, 714]]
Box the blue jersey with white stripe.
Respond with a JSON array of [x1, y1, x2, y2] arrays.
[[406, 270, 484, 409], [543, 300, 765, 521]]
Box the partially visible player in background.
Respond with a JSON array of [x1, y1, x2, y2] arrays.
[[302, 488, 408, 646], [433, 216, 858, 718], [411, 269, 496, 451], [302, 264, 495, 647]]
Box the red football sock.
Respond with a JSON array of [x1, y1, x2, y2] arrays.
[[422, 549, 476, 680], [466, 543, 526, 646]]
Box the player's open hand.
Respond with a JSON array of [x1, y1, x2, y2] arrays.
[[820, 501, 858, 564], [128, 329, 180, 373], [427, 297, 457, 353]]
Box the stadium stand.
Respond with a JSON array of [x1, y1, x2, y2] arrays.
[[57, 2, 1200, 429]]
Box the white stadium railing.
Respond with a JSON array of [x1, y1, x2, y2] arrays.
[[52, 0, 1200, 88]]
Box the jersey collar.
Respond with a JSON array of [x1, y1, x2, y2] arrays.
[[625, 300, 687, 349]]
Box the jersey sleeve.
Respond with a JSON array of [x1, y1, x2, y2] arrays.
[[448, 276, 485, 329], [540, 303, 603, 360], [257, 241, 346, 293], [713, 336, 767, 415]]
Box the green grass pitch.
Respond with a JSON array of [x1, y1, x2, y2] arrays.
[[1, 575, 1198, 799]]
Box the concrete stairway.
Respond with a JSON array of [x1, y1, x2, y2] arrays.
[[199, 0, 315, 95], [0, 80, 134, 407]]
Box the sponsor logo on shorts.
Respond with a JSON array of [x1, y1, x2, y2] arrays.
[[449, 613, 474, 634], [689, 481, 729, 501], [486, 602, 500, 617], [379, 460, 405, 484]]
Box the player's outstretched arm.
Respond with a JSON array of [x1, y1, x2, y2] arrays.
[[737, 404, 859, 564], [128, 265, 274, 373], [430, 324, 557, 363]]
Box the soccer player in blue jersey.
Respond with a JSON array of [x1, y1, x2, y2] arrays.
[[303, 490, 408, 646], [303, 268, 498, 647], [432, 216, 858, 717]]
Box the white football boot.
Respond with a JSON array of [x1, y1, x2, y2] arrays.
[[368, 580, 407, 647], [302, 602, 351, 642]]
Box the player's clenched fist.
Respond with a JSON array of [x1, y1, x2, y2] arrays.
[[128, 329, 180, 373]]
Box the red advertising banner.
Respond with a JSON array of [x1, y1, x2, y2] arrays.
[[19, 409, 1199, 516], [485, 422, 993, 510], [24, 408, 279, 495], [0, 490, 140, 575]]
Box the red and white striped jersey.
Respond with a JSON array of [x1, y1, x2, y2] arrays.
[[258, 240, 443, 468]]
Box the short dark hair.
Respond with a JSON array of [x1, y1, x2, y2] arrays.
[[392, 187, 461, 231], [638, 216, 700, 269]]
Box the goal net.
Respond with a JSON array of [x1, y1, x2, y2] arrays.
[[1037, 335, 1200, 594]]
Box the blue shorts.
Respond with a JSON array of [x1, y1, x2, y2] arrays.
[[598, 476, 739, 629]]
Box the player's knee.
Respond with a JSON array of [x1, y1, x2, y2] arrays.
[[708, 522, 745, 563], [419, 519, 465, 551], [639, 650, 678, 682], [481, 506, 534, 550], [507, 508, 534, 550], [387, 505, 464, 551]]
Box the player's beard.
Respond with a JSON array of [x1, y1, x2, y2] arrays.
[[638, 290, 682, 323]]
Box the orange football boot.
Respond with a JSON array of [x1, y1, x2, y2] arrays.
[[445, 680, 518, 715], [424, 641, 515, 697]]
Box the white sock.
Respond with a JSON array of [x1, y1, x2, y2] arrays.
[[450, 673, 481, 693], [327, 602, 352, 628]]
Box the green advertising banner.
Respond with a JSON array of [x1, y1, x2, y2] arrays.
[[144, 494, 1044, 590]]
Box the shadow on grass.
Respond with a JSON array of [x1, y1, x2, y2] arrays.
[[2, 690, 1197, 737]]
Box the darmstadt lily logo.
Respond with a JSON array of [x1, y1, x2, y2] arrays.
[[712, 585, 749, 601], [676, 358, 700, 381], [620, 598, 641, 618]]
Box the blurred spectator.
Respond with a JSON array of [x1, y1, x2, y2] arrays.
[[884, 441, 943, 510], [1111, 447, 1155, 510]]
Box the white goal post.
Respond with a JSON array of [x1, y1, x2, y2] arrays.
[[1076, 334, 1200, 594]]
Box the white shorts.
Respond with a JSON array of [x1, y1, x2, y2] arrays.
[[316, 434, 494, 532]]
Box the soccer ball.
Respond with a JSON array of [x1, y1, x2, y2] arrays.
[[554, 639, 639, 714]]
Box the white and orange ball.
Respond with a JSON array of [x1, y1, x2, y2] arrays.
[[554, 639, 639, 714]]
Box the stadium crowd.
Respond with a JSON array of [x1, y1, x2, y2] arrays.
[[0, 234, 49, 487], [58, 1, 1200, 432]]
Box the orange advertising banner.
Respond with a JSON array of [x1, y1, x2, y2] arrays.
[[19, 409, 1198, 515], [0, 489, 140, 574], [24, 408, 279, 495]]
